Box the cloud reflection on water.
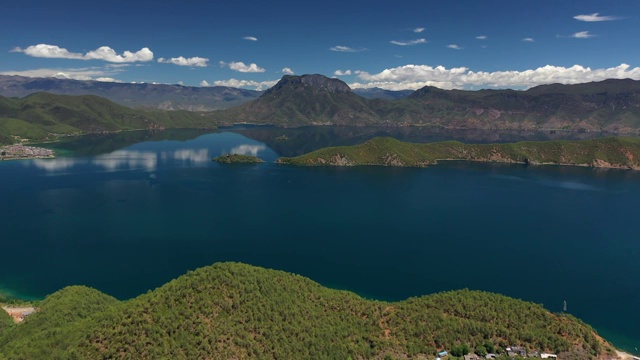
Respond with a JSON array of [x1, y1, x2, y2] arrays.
[[230, 144, 266, 156], [28, 148, 212, 173]]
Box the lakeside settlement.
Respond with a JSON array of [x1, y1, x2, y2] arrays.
[[0, 145, 55, 160]]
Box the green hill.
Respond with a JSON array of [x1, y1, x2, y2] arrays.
[[0, 263, 615, 359], [0, 93, 214, 145], [278, 136, 640, 170]]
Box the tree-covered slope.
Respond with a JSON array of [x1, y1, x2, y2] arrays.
[[0, 93, 214, 144], [278, 136, 640, 169], [0, 263, 615, 359]]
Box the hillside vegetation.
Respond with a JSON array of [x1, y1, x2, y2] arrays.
[[0, 93, 214, 145], [278, 136, 640, 170], [0, 263, 614, 359]]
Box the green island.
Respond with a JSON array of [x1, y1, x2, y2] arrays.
[[0, 263, 618, 359], [213, 153, 265, 164], [277, 136, 640, 170]]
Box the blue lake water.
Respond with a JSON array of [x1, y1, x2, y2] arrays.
[[0, 129, 639, 354]]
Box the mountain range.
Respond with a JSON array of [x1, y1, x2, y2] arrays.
[[0, 75, 261, 111], [216, 75, 640, 132], [2, 74, 640, 144]]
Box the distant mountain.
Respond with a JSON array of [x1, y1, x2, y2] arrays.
[[0, 262, 614, 359], [0, 75, 261, 111], [353, 87, 413, 99], [219, 74, 379, 126], [216, 75, 640, 133], [0, 92, 213, 144]]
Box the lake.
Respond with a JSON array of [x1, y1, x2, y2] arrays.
[[0, 127, 638, 354]]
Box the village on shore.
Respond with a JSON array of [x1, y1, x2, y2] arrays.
[[0, 144, 55, 160]]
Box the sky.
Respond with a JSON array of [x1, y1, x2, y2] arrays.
[[2, 0, 640, 91]]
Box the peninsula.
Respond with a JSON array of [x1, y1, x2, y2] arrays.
[[277, 136, 640, 170], [0, 144, 54, 160]]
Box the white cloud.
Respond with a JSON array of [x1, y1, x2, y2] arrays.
[[571, 31, 595, 39], [11, 44, 154, 63], [178, 81, 184, 85], [95, 77, 122, 82], [220, 61, 265, 73], [476, 35, 487, 40], [213, 78, 278, 91], [329, 45, 367, 52], [348, 63, 640, 91], [334, 69, 352, 76], [574, 13, 620, 22], [0, 66, 124, 81], [522, 37, 535, 42], [447, 44, 462, 50], [390, 38, 427, 46], [413, 27, 425, 33], [282, 67, 294, 75], [158, 56, 209, 67], [200, 80, 210, 87], [243, 36, 258, 41]]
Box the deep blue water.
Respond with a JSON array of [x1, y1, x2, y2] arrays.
[[1, 130, 639, 354]]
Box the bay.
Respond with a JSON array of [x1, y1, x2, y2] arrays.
[[0, 128, 638, 354]]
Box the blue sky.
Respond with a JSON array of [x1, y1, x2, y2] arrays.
[[2, 0, 640, 90]]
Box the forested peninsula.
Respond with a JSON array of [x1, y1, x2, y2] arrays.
[[277, 136, 640, 170], [0, 263, 616, 359]]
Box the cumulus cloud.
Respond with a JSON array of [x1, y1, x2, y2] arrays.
[[282, 67, 294, 75], [213, 78, 278, 91], [334, 69, 352, 76], [390, 38, 427, 46], [522, 37, 535, 42], [11, 44, 154, 63], [570, 31, 595, 39], [158, 56, 209, 67], [476, 35, 487, 40], [220, 61, 265, 73], [329, 45, 367, 52], [243, 36, 258, 41], [574, 13, 620, 22], [447, 44, 462, 50], [413, 27, 425, 33], [200, 80, 210, 87], [348, 63, 640, 91]]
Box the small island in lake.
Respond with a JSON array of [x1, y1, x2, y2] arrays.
[[277, 136, 640, 170], [213, 153, 264, 164]]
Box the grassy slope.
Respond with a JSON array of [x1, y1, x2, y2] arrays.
[[0, 263, 613, 359], [0, 93, 214, 145], [278, 137, 640, 169]]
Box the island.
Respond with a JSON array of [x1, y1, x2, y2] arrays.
[[277, 136, 640, 170], [0, 262, 622, 359], [213, 153, 264, 164], [0, 144, 55, 160]]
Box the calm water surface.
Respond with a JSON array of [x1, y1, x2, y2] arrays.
[[1, 129, 638, 354]]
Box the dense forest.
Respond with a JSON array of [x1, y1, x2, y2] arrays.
[[0, 263, 614, 359]]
